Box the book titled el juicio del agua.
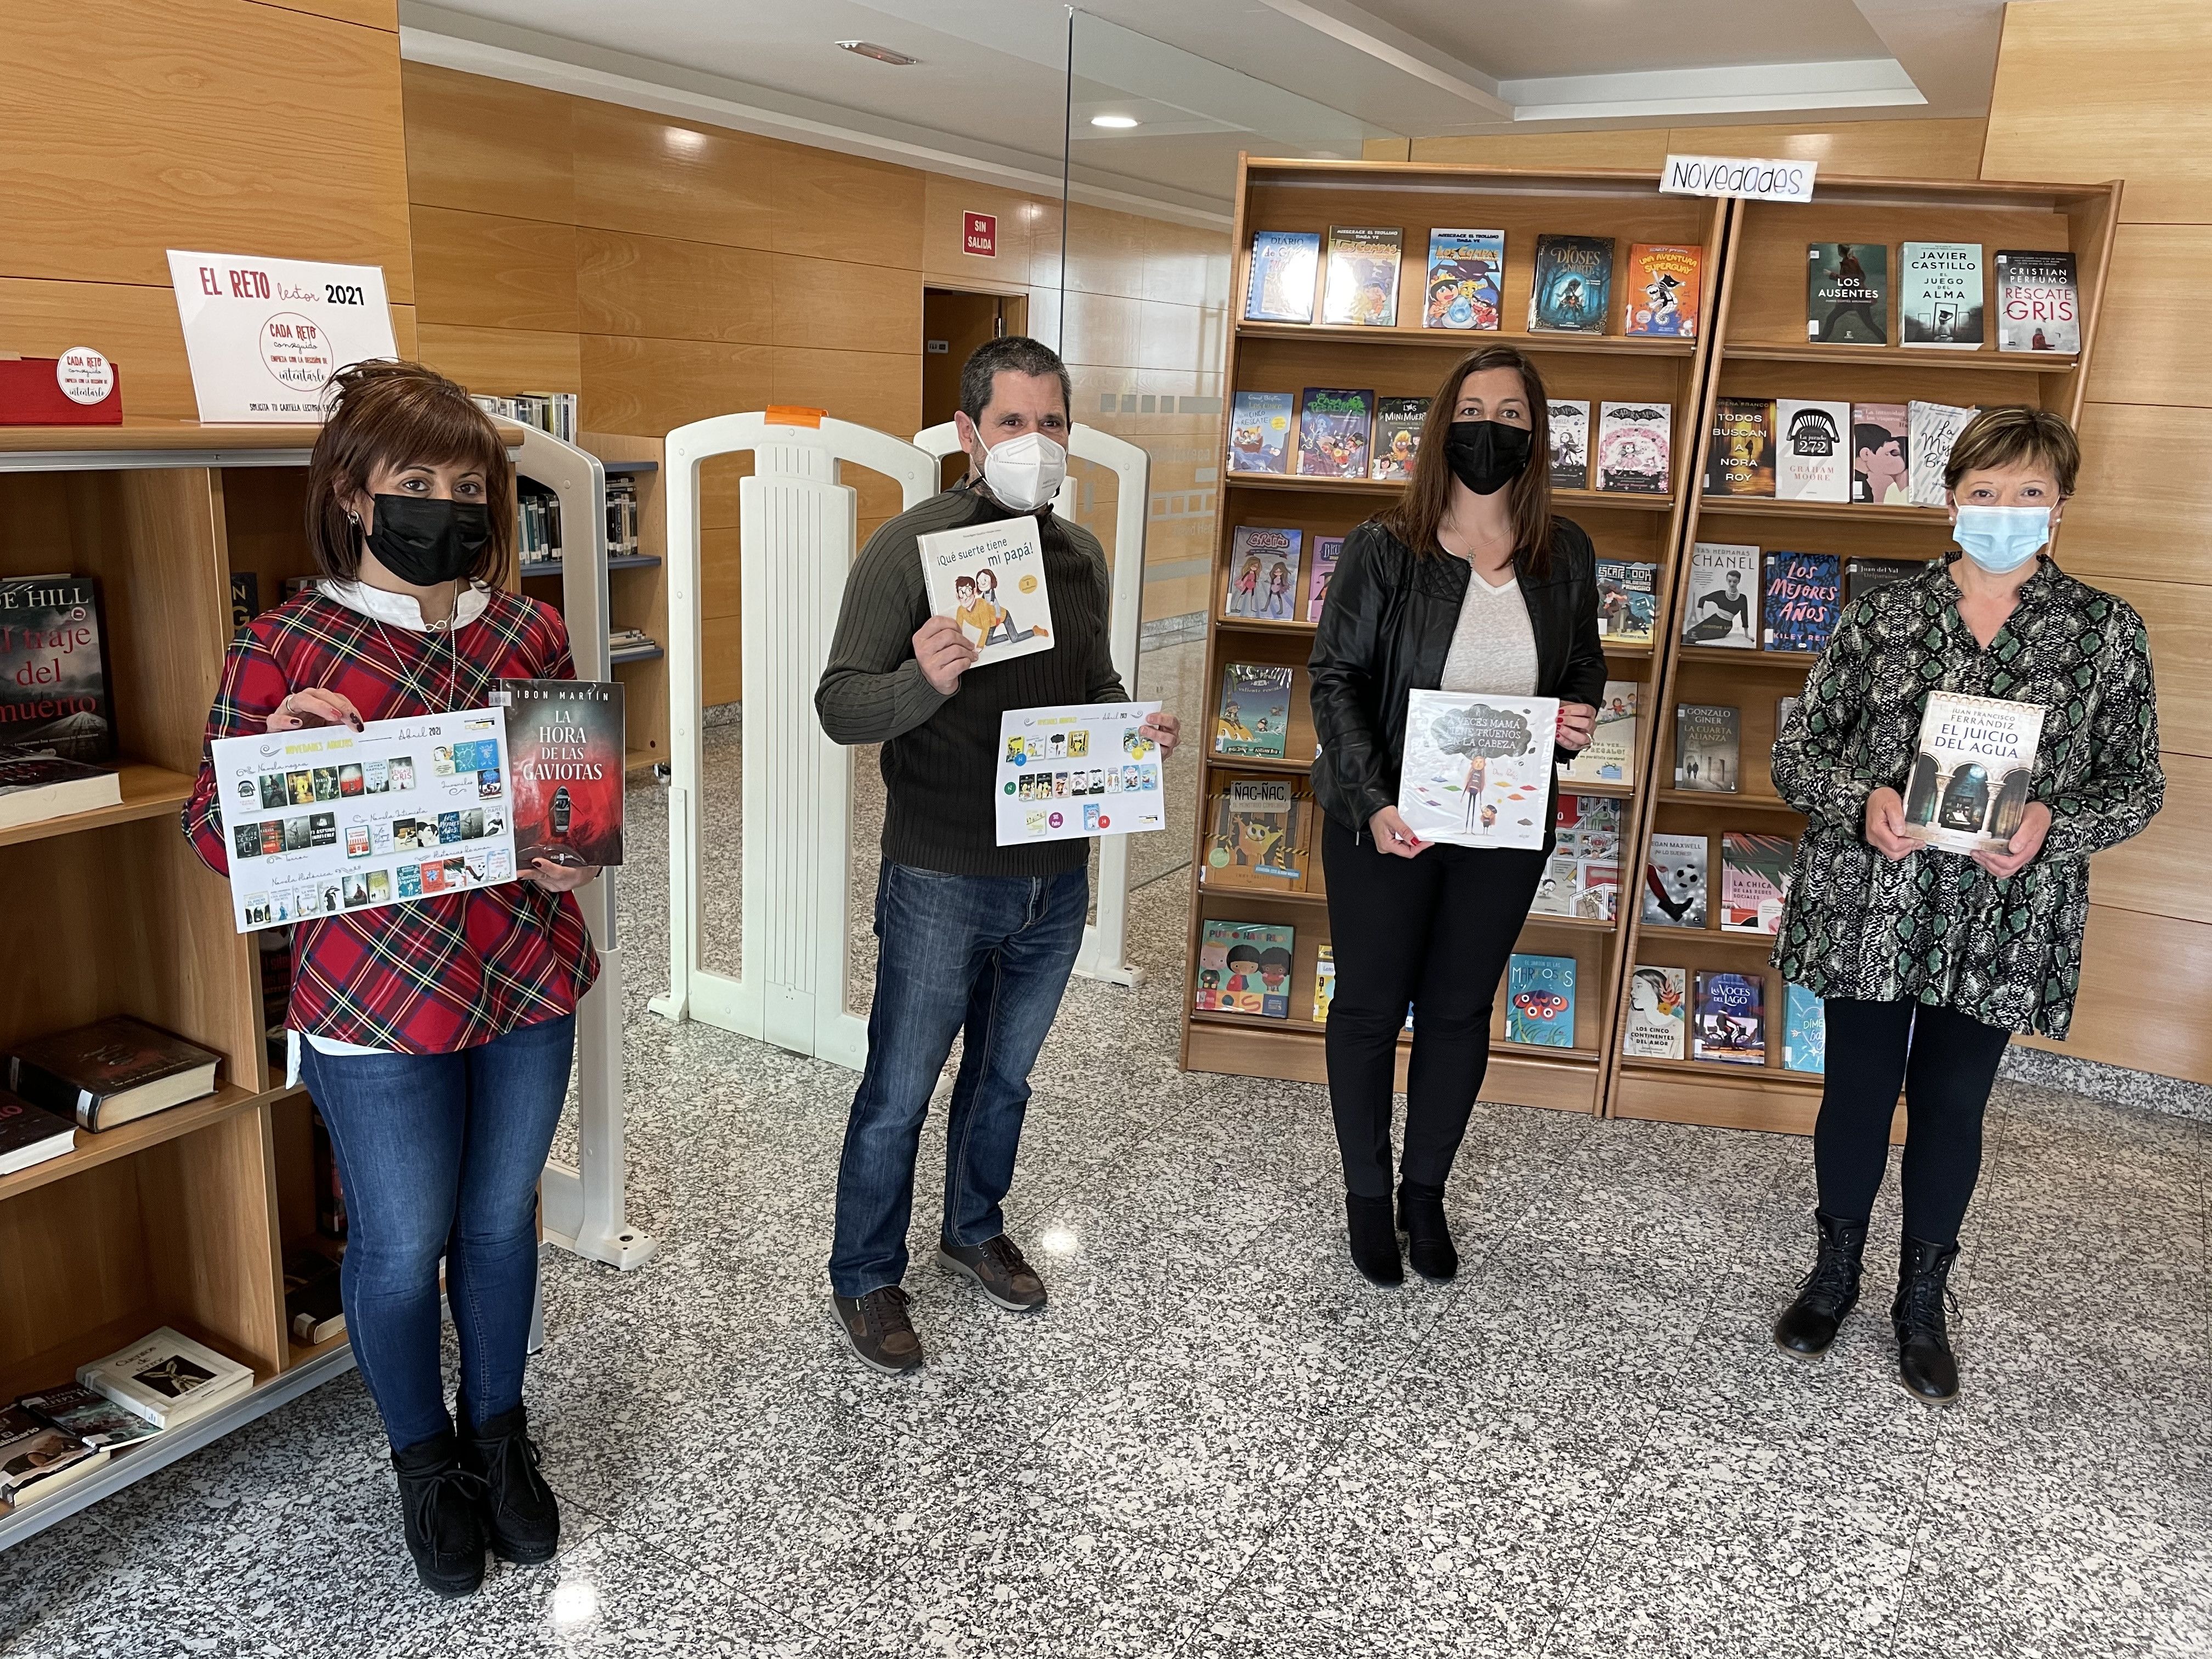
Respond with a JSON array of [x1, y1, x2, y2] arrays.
[[495, 679, 625, 869]]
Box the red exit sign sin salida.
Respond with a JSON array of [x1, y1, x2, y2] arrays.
[[963, 211, 997, 257]]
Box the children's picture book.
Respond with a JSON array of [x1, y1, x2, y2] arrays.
[[1397, 690, 1560, 849], [1423, 228, 1505, 330], [1995, 250, 2080, 354], [1245, 229, 1321, 323], [1528, 234, 1613, 334], [1720, 832, 1793, 934], [1900, 692, 2046, 855], [1622, 964, 1688, 1059], [1535, 794, 1621, 921], [495, 678, 625, 870], [1643, 833, 1708, 929], [1295, 387, 1374, 478], [1806, 241, 1888, 344], [1783, 983, 1826, 1074], [1312, 944, 1336, 1023], [1224, 526, 1304, 620], [1306, 537, 1342, 622], [1214, 664, 1296, 760], [1850, 403, 1911, 505], [1900, 241, 1984, 348], [1761, 551, 1843, 654], [1595, 561, 1657, 645], [1623, 243, 1702, 337], [1776, 399, 1852, 503], [1227, 390, 1295, 475], [0, 576, 115, 762], [1595, 402, 1671, 494], [1561, 680, 1638, 786], [1322, 226, 1402, 326], [1844, 556, 1929, 601], [996, 702, 1167, 847], [1506, 954, 1577, 1048], [1674, 703, 1741, 794], [1908, 400, 1977, 507], [1203, 779, 1301, 890], [1547, 400, 1590, 489], [1694, 970, 1767, 1065], [1681, 542, 1758, 647], [1194, 919, 1294, 1019], [1705, 397, 1776, 497], [1369, 397, 1428, 482], [918, 514, 1056, 668]]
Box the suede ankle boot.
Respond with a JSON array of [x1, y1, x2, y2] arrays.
[[458, 1398, 561, 1565], [1893, 1237, 1963, 1404], [1345, 1192, 1403, 1286], [1396, 1180, 1458, 1282], [391, 1427, 488, 1597], [1773, 1210, 1869, 1359]]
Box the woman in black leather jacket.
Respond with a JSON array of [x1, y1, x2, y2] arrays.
[[1308, 345, 1608, 1285]]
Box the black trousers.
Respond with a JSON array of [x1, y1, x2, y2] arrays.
[[1814, 996, 2012, 1246], [1321, 814, 1546, 1199]]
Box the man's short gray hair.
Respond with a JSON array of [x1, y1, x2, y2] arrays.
[[959, 336, 1073, 424]]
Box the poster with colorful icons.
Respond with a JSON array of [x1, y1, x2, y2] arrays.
[[995, 702, 1166, 847]]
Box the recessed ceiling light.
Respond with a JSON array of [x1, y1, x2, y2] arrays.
[[837, 40, 918, 65], [1090, 115, 1139, 128]]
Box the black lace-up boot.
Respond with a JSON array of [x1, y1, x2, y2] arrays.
[[1396, 1180, 1458, 1282], [1773, 1210, 1869, 1359], [458, 1398, 561, 1565], [1346, 1192, 1403, 1286], [1893, 1237, 1963, 1403], [391, 1427, 488, 1596]]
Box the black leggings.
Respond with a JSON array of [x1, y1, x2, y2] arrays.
[[1321, 814, 1546, 1199], [1814, 996, 2012, 1245]]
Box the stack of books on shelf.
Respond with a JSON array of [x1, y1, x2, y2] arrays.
[[471, 392, 578, 443], [0, 576, 122, 832], [517, 484, 563, 569], [1681, 543, 1863, 656], [1621, 964, 1823, 1075], [606, 475, 640, 559], [4, 1016, 222, 1135], [608, 628, 662, 662], [284, 1244, 346, 1346], [1531, 794, 1621, 922]]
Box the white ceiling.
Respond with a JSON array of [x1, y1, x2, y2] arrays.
[[398, 0, 2019, 226]]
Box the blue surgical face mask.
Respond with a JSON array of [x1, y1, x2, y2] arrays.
[[1953, 504, 2051, 573]]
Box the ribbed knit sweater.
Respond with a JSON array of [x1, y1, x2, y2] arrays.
[[816, 479, 1125, 876]]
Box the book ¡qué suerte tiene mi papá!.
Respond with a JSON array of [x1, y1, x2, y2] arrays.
[[918, 515, 1055, 669]]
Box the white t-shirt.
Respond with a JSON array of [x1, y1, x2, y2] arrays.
[[1438, 564, 1539, 696]]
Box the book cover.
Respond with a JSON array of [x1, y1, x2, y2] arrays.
[[1908, 400, 1977, 507], [1227, 390, 1294, 475], [1900, 241, 1984, 348], [1245, 229, 1321, 323], [1776, 399, 1852, 503], [0, 577, 116, 763], [1312, 944, 1336, 1022], [1528, 234, 1613, 334], [0, 1086, 73, 1176], [918, 515, 1055, 669], [1203, 780, 1300, 888], [1705, 398, 1776, 496], [1623, 243, 1702, 337], [1397, 690, 1559, 849], [1547, 400, 1590, 489], [1194, 919, 1294, 1019], [0, 744, 120, 833], [1369, 397, 1429, 482], [1562, 680, 1638, 786], [1423, 228, 1505, 330], [1295, 387, 1374, 478], [1506, 954, 1577, 1048], [1595, 562, 1657, 645], [1778, 695, 1801, 736], [1306, 537, 1342, 622], [1674, 703, 1741, 793], [17, 1383, 160, 1451], [1224, 527, 1304, 621], [1528, 854, 1581, 919], [1322, 226, 1402, 326], [1623, 965, 1688, 1059], [495, 679, 624, 870], [1762, 551, 1843, 654], [1844, 556, 1929, 601], [1550, 793, 1622, 921], [1681, 543, 1758, 647], [1214, 664, 1295, 759], [7, 1017, 221, 1133], [1595, 402, 1671, 494], [1553, 792, 1622, 860], [1995, 250, 2080, 354], [76, 1327, 254, 1429], [1850, 403, 1911, 505], [1694, 970, 1767, 1065], [1720, 832, 1793, 934], [1901, 692, 2046, 855], [1643, 833, 1708, 928], [1806, 242, 1888, 344], [1784, 983, 1826, 1074], [0, 1403, 106, 1505], [284, 1247, 346, 1345], [229, 571, 259, 640]]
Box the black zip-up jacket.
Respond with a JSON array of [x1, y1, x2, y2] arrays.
[[1307, 515, 1609, 839]]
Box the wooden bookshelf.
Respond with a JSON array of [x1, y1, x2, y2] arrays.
[[579, 435, 669, 774]]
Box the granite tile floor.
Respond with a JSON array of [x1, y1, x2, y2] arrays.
[[5, 640, 2210, 1658]]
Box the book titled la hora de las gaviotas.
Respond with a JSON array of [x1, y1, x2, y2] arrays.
[[1396, 690, 1559, 850], [917, 514, 1054, 669], [494, 678, 625, 869], [1901, 692, 2046, 855]]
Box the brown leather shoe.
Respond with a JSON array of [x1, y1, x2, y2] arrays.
[[936, 1233, 1047, 1313], [831, 1286, 924, 1374]]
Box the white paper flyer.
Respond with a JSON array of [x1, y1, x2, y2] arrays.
[[996, 702, 1165, 845]]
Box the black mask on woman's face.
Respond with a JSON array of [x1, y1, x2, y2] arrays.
[[365, 494, 490, 585], [1442, 419, 1532, 496]]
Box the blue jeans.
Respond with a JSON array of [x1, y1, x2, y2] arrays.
[[299, 1014, 574, 1451], [829, 862, 1088, 1298]]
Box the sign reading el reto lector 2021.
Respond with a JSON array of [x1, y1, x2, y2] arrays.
[[166, 250, 399, 424], [1659, 155, 1819, 205]]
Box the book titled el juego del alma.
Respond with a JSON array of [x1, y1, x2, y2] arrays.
[[1528, 234, 1613, 334], [1396, 690, 1560, 850], [1900, 241, 1984, 348], [1901, 692, 2046, 855], [0, 576, 115, 761], [496, 679, 625, 868], [1695, 971, 1766, 1065]]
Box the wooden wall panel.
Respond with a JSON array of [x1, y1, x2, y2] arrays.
[[770, 254, 925, 356], [0, 279, 206, 419], [411, 206, 580, 333], [415, 322, 582, 396], [2097, 577, 2212, 759], [922, 177, 1049, 285], [572, 103, 777, 249], [772, 150, 926, 268], [2089, 753, 2212, 923], [772, 350, 923, 437], [1666, 119, 1987, 178], [1409, 130, 1668, 168], [2017, 905, 2212, 1079], [250, 0, 395, 26], [2082, 225, 2212, 405], [402, 62, 574, 224], [577, 230, 774, 345], [580, 335, 775, 433], [2059, 404, 2212, 587]]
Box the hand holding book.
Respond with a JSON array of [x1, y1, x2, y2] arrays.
[[268, 687, 365, 733], [1971, 800, 2051, 879], [913, 614, 978, 695], [1556, 702, 1597, 752]]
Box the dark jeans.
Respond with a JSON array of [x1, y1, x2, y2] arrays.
[[829, 861, 1088, 1298], [1813, 996, 2012, 1245], [1321, 814, 1546, 1199], [300, 1014, 573, 1451]]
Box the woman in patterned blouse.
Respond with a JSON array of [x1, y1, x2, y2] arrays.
[[1765, 406, 2162, 1404]]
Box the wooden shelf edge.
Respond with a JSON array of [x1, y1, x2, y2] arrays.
[[1224, 475, 1676, 512], [1723, 340, 2076, 373], [0, 1082, 266, 1205], [1235, 320, 1696, 357], [1695, 496, 1952, 526], [0, 763, 196, 850]]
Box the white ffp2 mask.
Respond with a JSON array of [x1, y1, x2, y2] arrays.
[[981, 431, 1068, 513]]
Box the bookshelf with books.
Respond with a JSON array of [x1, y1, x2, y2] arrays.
[[580, 435, 669, 774]]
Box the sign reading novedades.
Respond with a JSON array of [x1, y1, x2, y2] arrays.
[[1660, 155, 1818, 204], [166, 250, 398, 424]]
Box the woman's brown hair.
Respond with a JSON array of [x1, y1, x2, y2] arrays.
[[1943, 404, 2080, 497], [1381, 345, 1556, 577], [305, 359, 515, 585]]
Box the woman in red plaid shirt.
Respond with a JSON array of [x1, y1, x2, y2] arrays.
[[184, 362, 597, 1598]]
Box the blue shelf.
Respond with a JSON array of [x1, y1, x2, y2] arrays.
[[601, 459, 659, 475], [607, 553, 661, 570], [518, 559, 563, 577], [609, 642, 664, 665]]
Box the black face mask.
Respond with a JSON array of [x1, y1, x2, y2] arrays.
[[365, 494, 490, 585], [1442, 419, 1532, 496]]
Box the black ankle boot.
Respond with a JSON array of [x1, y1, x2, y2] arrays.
[[1773, 1210, 1869, 1359], [459, 1399, 561, 1565], [1345, 1192, 1403, 1286], [1893, 1237, 1962, 1404], [1396, 1181, 1457, 1282], [391, 1427, 488, 1596]]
